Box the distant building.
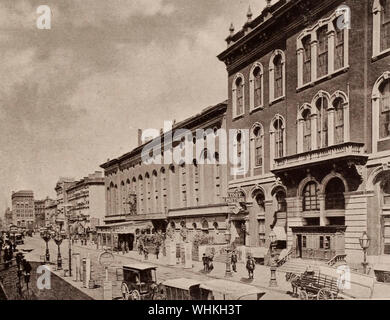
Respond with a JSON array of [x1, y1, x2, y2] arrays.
[[11, 190, 34, 229], [34, 199, 46, 229], [54, 177, 75, 230], [4, 208, 13, 228], [44, 198, 57, 227], [65, 171, 105, 238]]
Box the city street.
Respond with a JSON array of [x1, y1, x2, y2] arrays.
[[19, 235, 294, 300]]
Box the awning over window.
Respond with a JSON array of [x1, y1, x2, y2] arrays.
[[274, 226, 287, 241]]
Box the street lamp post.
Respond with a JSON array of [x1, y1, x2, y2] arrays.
[[40, 229, 51, 264], [269, 229, 278, 287], [58, 204, 73, 277], [359, 231, 370, 275], [53, 232, 64, 270], [224, 230, 233, 277]]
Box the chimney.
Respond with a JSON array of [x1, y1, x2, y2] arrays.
[[138, 129, 143, 146]]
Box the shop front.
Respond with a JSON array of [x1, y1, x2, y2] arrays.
[[291, 226, 346, 261]]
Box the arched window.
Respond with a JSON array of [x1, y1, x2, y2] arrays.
[[255, 191, 265, 212], [334, 98, 345, 144], [382, 178, 390, 205], [273, 117, 285, 158], [303, 182, 319, 212], [236, 131, 242, 168], [316, 97, 328, 148], [382, 0, 390, 51], [303, 109, 312, 152], [274, 55, 283, 99], [325, 178, 345, 210], [250, 63, 263, 110], [213, 222, 218, 230], [192, 222, 198, 230], [317, 26, 328, 78], [302, 35, 312, 84], [380, 79, 390, 139], [232, 74, 245, 118], [269, 50, 285, 102], [251, 125, 263, 172], [334, 20, 345, 70]]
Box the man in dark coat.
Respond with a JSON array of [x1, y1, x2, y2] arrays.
[[246, 255, 255, 279], [231, 250, 238, 272], [202, 253, 208, 272]]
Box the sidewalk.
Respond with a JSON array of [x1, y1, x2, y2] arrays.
[[73, 242, 294, 298]]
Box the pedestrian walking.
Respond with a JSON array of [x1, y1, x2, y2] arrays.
[[202, 253, 208, 272], [208, 254, 214, 272], [121, 241, 126, 255], [231, 250, 238, 272], [155, 245, 160, 260], [138, 242, 143, 256], [246, 255, 255, 279], [22, 259, 32, 290], [143, 247, 149, 260]]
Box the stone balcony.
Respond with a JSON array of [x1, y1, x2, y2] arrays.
[[272, 142, 367, 174]]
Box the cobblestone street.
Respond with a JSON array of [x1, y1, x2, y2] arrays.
[[20, 235, 294, 300]]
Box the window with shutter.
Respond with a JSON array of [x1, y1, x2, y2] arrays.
[[317, 27, 328, 78], [334, 20, 345, 70], [334, 98, 345, 144], [303, 109, 312, 152], [274, 55, 283, 98], [316, 97, 329, 148], [302, 36, 311, 84]]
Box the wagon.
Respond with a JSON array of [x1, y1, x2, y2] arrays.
[[199, 279, 266, 300], [117, 263, 160, 300], [161, 278, 202, 300], [295, 272, 340, 300]]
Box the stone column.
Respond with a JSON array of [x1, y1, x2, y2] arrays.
[[318, 193, 327, 227]]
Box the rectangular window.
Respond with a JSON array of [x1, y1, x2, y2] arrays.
[[320, 236, 324, 249], [258, 220, 266, 246], [302, 236, 307, 248], [334, 21, 345, 70], [255, 137, 263, 168], [303, 113, 312, 152], [237, 85, 244, 115], [382, 0, 390, 51], [381, 82, 390, 139], [254, 74, 262, 107], [317, 27, 329, 78], [274, 55, 284, 99], [302, 36, 311, 84]]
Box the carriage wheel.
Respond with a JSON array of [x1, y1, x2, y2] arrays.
[[299, 290, 308, 300], [317, 289, 334, 300], [130, 289, 141, 300], [121, 283, 130, 300]]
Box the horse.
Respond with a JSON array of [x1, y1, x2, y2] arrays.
[[285, 272, 302, 298]]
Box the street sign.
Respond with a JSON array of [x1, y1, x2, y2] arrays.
[[98, 250, 114, 268]]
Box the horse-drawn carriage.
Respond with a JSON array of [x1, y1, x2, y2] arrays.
[[286, 271, 341, 300]]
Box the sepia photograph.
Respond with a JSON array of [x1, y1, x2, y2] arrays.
[[0, 0, 390, 308]]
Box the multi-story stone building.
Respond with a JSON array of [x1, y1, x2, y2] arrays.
[[34, 199, 46, 229], [217, 0, 390, 265], [98, 102, 229, 251], [54, 177, 75, 230], [11, 190, 34, 229], [65, 171, 105, 237]]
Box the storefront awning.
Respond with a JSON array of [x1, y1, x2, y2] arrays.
[[274, 226, 287, 241]]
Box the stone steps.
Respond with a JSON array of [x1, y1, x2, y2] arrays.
[[278, 258, 325, 274]]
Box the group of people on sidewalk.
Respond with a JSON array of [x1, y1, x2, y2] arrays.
[[0, 237, 17, 267], [202, 250, 256, 280]]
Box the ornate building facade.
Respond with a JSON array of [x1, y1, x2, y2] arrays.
[[218, 0, 390, 265], [98, 102, 229, 251], [11, 190, 34, 229]]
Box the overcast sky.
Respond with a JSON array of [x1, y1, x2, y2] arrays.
[[0, 0, 268, 214]]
